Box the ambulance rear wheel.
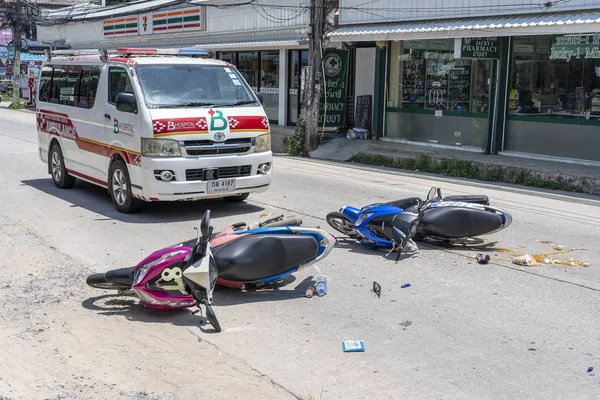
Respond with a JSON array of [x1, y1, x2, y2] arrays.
[[109, 160, 142, 213], [49, 144, 76, 189]]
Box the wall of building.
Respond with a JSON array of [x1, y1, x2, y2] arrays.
[[339, 0, 600, 24], [38, 0, 309, 46]]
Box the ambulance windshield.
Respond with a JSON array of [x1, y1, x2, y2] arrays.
[[136, 65, 258, 108]]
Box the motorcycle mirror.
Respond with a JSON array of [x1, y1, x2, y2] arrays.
[[427, 187, 436, 201], [200, 210, 211, 238], [203, 301, 222, 332]]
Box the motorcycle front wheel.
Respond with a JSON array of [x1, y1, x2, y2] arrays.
[[326, 212, 356, 236], [86, 273, 132, 291]]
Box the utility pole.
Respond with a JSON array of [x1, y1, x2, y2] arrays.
[[12, 0, 22, 104], [304, 0, 325, 153]]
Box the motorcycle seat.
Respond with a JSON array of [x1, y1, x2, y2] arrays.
[[213, 234, 319, 281], [420, 206, 501, 238], [442, 195, 489, 205]]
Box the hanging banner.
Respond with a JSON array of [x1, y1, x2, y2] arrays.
[[319, 49, 349, 130]]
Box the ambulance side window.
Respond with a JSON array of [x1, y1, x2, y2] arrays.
[[38, 66, 53, 102], [49, 65, 65, 104], [108, 67, 133, 105], [78, 66, 100, 109], [62, 65, 81, 106]]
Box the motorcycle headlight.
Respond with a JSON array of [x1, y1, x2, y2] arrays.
[[254, 133, 271, 153], [133, 250, 187, 285], [354, 212, 374, 227], [142, 138, 181, 157]]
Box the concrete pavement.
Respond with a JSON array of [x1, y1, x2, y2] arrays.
[[1, 107, 600, 399]]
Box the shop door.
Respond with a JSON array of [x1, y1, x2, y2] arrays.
[[427, 57, 492, 148], [288, 50, 308, 125]]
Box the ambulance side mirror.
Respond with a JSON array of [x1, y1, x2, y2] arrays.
[[116, 92, 137, 114]]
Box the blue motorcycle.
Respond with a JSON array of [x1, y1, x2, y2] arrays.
[[326, 187, 512, 250]]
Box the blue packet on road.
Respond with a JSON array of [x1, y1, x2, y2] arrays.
[[342, 340, 365, 352]]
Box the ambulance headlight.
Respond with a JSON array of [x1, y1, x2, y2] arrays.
[[254, 133, 271, 153], [142, 138, 181, 157]]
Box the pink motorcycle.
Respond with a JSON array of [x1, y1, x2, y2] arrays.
[[86, 211, 336, 332]]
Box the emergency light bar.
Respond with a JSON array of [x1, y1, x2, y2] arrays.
[[115, 47, 213, 58], [45, 47, 213, 62]]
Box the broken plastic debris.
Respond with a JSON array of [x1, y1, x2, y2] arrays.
[[401, 283, 411, 289], [543, 258, 559, 264], [588, 367, 594, 373], [512, 254, 537, 267], [342, 340, 365, 352], [476, 253, 490, 264], [373, 281, 381, 298]]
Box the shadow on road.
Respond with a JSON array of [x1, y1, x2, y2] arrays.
[[22, 178, 264, 223], [81, 294, 207, 328], [213, 275, 313, 307], [81, 276, 312, 333]]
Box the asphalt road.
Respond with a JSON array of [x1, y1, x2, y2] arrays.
[[1, 107, 600, 400]]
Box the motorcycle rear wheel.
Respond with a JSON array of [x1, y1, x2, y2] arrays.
[[326, 212, 355, 236], [86, 273, 131, 291]]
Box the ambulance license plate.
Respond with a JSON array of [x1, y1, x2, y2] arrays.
[[208, 179, 235, 193]]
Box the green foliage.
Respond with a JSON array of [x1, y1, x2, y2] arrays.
[[349, 152, 580, 193], [283, 116, 307, 156], [8, 101, 25, 109]]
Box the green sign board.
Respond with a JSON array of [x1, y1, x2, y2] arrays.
[[319, 49, 349, 129], [461, 37, 500, 59], [550, 33, 600, 61]]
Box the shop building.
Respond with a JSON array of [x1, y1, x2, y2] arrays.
[[331, 0, 600, 163], [37, 0, 313, 126]]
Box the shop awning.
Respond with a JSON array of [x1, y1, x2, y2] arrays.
[[330, 10, 600, 41], [69, 29, 309, 51]]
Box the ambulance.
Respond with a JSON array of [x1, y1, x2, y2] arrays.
[[36, 48, 272, 213]]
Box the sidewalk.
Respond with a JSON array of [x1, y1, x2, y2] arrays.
[[270, 125, 295, 153], [0, 100, 36, 113], [309, 137, 600, 195]]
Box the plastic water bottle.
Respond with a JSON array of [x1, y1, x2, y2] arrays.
[[315, 275, 328, 297]]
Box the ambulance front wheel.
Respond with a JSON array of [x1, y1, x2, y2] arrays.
[[109, 160, 142, 213], [224, 193, 249, 202]]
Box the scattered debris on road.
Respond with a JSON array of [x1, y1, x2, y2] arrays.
[[476, 253, 491, 264], [373, 281, 381, 298], [401, 283, 411, 289], [342, 340, 365, 352], [399, 321, 412, 329], [512, 254, 538, 267]]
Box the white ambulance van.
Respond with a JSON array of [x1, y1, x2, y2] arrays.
[[37, 48, 272, 213]]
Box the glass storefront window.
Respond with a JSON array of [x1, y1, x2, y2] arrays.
[[237, 51, 258, 91], [260, 50, 279, 121], [509, 34, 600, 119], [386, 40, 491, 148], [288, 50, 308, 125], [217, 52, 236, 65], [217, 50, 281, 123], [391, 40, 486, 113], [505, 33, 600, 162]]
